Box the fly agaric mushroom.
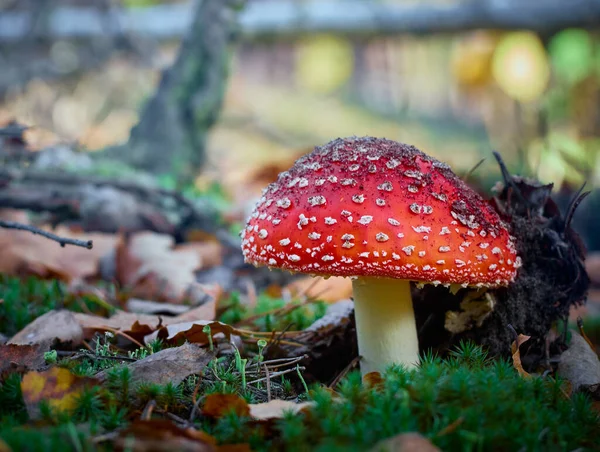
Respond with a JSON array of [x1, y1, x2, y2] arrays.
[[241, 137, 520, 375]]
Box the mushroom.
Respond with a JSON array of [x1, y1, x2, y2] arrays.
[[241, 137, 521, 375]]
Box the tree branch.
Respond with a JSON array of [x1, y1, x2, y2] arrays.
[[0, 0, 599, 42], [0, 220, 93, 249]]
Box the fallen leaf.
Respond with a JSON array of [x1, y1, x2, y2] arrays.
[[96, 343, 214, 386], [0, 343, 49, 377], [149, 321, 234, 346], [0, 209, 116, 281], [115, 419, 217, 452], [21, 367, 98, 419], [202, 394, 250, 418], [125, 298, 191, 316], [557, 332, 600, 392], [371, 432, 440, 452], [248, 399, 313, 420], [74, 298, 218, 343], [115, 232, 219, 303], [363, 372, 384, 390], [286, 276, 352, 303], [9, 310, 83, 346], [510, 333, 531, 378]]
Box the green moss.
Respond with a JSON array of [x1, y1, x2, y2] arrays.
[[219, 291, 327, 332], [0, 275, 114, 337], [209, 343, 600, 451]]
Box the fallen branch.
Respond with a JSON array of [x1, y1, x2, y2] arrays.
[[0, 167, 217, 236], [0, 220, 93, 249]]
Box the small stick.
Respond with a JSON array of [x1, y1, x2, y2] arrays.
[[329, 356, 361, 388], [247, 366, 305, 385], [141, 399, 156, 420], [0, 220, 93, 249], [577, 317, 595, 350], [263, 363, 272, 402]]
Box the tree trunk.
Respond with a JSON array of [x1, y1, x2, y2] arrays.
[[102, 0, 241, 183]]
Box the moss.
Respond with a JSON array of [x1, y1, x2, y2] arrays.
[[209, 343, 600, 451], [0, 275, 113, 337]]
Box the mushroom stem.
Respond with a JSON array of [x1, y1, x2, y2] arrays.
[[352, 277, 419, 375]]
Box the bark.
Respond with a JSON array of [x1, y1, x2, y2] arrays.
[[100, 0, 241, 182]]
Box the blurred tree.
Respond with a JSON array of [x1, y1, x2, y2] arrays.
[[100, 0, 242, 184]]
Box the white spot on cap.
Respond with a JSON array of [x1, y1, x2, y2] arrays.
[[279, 238, 291, 246], [298, 178, 309, 188], [388, 218, 400, 226], [455, 259, 466, 267], [341, 179, 356, 186], [322, 255, 334, 261], [358, 215, 373, 225], [413, 225, 431, 233], [352, 194, 365, 204], [423, 206, 433, 214], [277, 198, 291, 209], [341, 210, 351, 216], [359, 252, 370, 258], [479, 243, 490, 249], [440, 227, 451, 235], [325, 217, 337, 225], [407, 185, 418, 193], [376, 199, 386, 206], [315, 178, 326, 186], [297, 214, 309, 230], [341, 233, 354, 240], [402, 245, 415, 256], [342, 242, 354, 248], [268, 258, 277, 265], [258, 229, 268, 239], [439, 246, 451, 253], [308, 232, 321, 240], [376, 232, 389, 242], [404, 170, 422, 179], [386, 159, 399, 169], [489, 264, 498, 271], [288, 254, 301, 262], [349, 164, 360, 171], [492, 247, 501, 255], [409, 203, 422, 214], [308, 195, 326, 206], [419, 251, 426, 257], [377, 181, 393, 191]]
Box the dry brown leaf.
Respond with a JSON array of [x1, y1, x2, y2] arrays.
[[115, 232, 219, 303], [202, 394, 250, 418], [115, 419, 217, 452], [74, 298, 218, 343], [248, 399, 313, 420], [371, 432, 440, 452], [557, 333, 600, 392], [96, 343, 215, 386], [0, 343, 49, 376], [286, 276, 353, 303], [151, 320, 234, 346], [21, 367, 98, 419], [9, 310, 83, 346], [363, 372, 384, 391], [0, 209, 116, 281], [510, 333, 531, 378]]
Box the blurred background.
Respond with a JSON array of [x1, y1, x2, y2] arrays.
[[0, 0, 599, 242]]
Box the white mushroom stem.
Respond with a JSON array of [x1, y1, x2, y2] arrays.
[[352, 277, 419, 376]]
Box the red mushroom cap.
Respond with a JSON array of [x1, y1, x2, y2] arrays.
[[241, 137, 520, 288]]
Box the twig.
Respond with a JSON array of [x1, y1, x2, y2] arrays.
[[263, 363, 272, 402], [329, 356, 361, 388], [247, 366, 305, 385], [141, 399, 156, 420], [0, 220, 93, 249]]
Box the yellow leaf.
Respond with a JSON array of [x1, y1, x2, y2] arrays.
[[21, 367, 98, 418]]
